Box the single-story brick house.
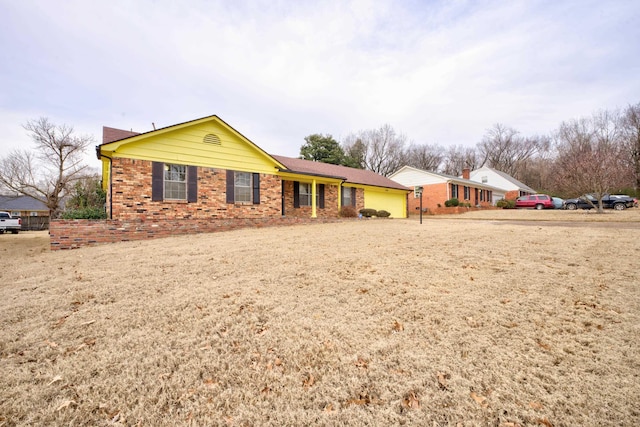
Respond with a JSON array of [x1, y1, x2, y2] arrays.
[[388, 166, 504, 213], [96, 115, 410, 221], [0, 194, 50, 230], [467, 165, 535, 201]]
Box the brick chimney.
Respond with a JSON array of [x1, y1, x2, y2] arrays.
[[462, 168, 470, 180]]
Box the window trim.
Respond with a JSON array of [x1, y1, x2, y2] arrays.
[[163, 163, 187, 200], [234, 171, 253, 203], [299, 182, 312, 206], [450, 183, 459, 199], [226, 170, 260, 205]]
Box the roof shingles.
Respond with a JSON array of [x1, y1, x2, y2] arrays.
[[272, 155, 409, 191]]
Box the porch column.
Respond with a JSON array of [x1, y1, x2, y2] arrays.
[[311, 179, 317, 218]]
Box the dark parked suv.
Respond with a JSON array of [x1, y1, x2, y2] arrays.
[[515, 194, 554, 210]]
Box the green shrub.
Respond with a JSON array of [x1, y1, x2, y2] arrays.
[[496, 199, 516, 209], [376, 210, 391, 218], [359, 208, 377, 218], [339, 206, 357, 217], [444, 198, 459, 207], [60, 207, 107, 219]]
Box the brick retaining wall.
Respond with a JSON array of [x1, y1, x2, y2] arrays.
[[50, 217, 343, 250]]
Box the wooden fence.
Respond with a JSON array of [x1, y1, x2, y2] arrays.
[[19, 216, 50, 231]]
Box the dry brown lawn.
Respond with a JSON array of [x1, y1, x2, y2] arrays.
[[1, 209, 640, 426]]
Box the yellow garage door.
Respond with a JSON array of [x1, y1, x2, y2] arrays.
[[363, 188, 407, 218]]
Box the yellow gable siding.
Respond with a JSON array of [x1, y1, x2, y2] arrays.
[[100, 157, 110, 191], [103, 121, 279, 175], [364, 187, 407, 218]]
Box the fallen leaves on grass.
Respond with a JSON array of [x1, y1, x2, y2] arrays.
[[401, 391, 420, 409], [437, 372, 450, 391], [537, 418, 553, 427], [536, 339, 551, 351], [44, 339, 58, 348], [47, 375, 63, 386], [529, 401, 544, 410], [52, 316, 68, 329], [302, 373, 315, 389], [355, 356, 369, 369], [344, 391, 383, 407], [470, 391, 489, 408], [56, 400, 76, 411], [392, 320, 404, 332]]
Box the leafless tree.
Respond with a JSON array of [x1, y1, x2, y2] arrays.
[[621, 102, 640, 194], [403, 143, 445, 172], [518, 155, 556, 195], [0, 117, 94, 218], [552, 110, 629, 212], [440, 145, 479, 176], [342, 137, 366, 169], [477, 124, 550, 179], [342, 124, 408, 176]]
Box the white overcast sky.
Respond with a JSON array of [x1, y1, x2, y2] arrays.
[[1, 0, 639, 168]]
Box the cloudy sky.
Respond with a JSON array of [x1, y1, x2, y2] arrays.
[[1, 0, 639, 168]]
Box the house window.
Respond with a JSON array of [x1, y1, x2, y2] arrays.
[[487, 191, 492, 202], [343, 187, 352, 206], [153, 162, 197, 203], [164, 164, 187, 200], [450, 183, 458, 199], [299, 183, 312, 206], [481, 176, 488, 183], [30, 212, 38, 217], [11, 211, 20, 217], [234, 172, 252, 203], [226, 170, 259, 205], [463, 186, 470, 200], [480, 190, 485, 202]]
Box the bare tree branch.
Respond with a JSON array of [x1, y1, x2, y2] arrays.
[[552, 110, 629, 212], [0, 117, 94, 218]]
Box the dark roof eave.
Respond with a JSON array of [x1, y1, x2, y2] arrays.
[[277, 168, 346, 181]]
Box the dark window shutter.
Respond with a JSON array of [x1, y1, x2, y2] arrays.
[[252, 173, 260, 204], [187, 166, 197, 203], [351, 188, 356, 207], [293, 181, 300, 208], [152, 162, 164, 201], [226, 170, 235, 204], [318, 184, 325, 209]]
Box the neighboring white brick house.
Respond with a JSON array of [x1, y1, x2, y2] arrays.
[[468, 166, 535, 202]]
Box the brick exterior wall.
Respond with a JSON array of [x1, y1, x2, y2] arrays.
[[53, 159, 380, 250], [50, 217, 344, 250], [505, 190, 522, 200], [110, 158, 281, 220], [281, 181, 341, 218], [408, 182, 494, 214]]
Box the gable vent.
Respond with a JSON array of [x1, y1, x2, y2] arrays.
[[204, 133, 221, 145]]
